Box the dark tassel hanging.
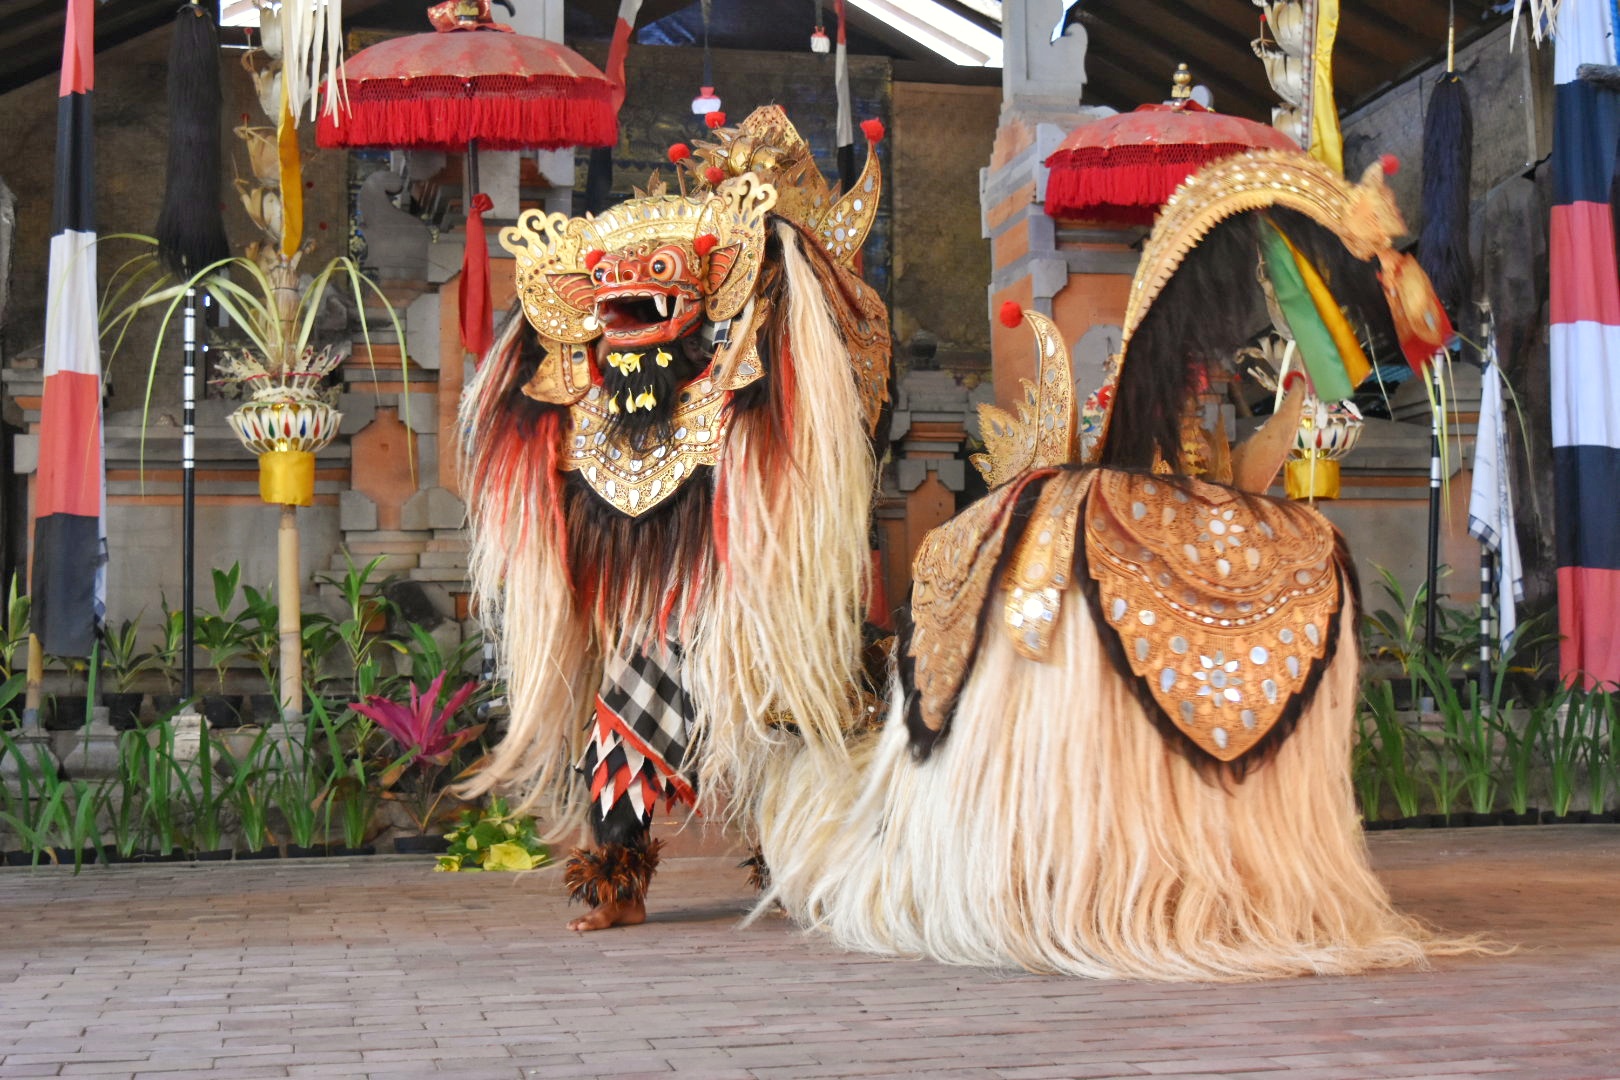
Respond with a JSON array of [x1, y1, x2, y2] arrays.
[[1416, 71, 1473, 323], [155, 3, 229, 277], [585, 145, 614, 214]]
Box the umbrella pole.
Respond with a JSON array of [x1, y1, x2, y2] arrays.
[[467, 137, 480, 201]]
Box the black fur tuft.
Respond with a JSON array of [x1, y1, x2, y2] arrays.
[[1418, 72, 1474, 324], [598, 334, 711, 450], [156, 5, 229, 277]]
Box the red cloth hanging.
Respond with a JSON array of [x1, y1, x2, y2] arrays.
[[460, 192, 495, 360]]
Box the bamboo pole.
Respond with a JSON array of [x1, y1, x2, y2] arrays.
[[23, 634, 43, 728], [278, 504, 302, 719]]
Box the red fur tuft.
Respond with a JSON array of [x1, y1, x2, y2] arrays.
[[706, 111, 727, 129], [860, 117, 885, 143], [584, 249, 605, 271], [998, 300, 1024, 328], [704, 165, 726, 185], [1381, 153, 1400, 176], [667, 143, 691, 164], [693, 233, 719, 257]]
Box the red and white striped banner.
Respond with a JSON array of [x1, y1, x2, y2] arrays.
[[32, 0, 105, 657]]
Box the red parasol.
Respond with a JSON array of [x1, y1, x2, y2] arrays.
[[316, 6, 617, 152], [1044, 101, 1298, 226], [316, 0, 620, 358]]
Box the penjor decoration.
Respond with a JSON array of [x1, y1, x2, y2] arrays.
[[1252, 0, 1344, 173], [459, 107, 889, 931], [754, 149, 1482, 980]]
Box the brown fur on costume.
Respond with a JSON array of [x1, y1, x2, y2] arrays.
[[739, 850, 772, 893], [563, 838, 666, 907]]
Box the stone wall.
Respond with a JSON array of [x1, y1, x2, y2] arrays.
[[890, 81, 1000, 366]]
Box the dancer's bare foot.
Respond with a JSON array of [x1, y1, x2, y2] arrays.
[[567, 897, 646, 932]]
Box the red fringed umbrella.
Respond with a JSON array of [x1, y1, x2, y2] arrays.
[[316, 8, 617, 152], [1044, 101, 1298, 226], [317, 0, 619, 357]]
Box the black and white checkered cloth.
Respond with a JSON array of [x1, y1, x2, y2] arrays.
[[579, 641, 697, 826]]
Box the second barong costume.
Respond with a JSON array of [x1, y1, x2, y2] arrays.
[[754, 150, 1482, 980], [458, 107, 890, 917]]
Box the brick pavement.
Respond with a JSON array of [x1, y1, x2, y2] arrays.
[[0, 827, 1617, 1080]]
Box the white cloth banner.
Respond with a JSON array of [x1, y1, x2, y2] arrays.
[[1467, 360, 1525, 648]]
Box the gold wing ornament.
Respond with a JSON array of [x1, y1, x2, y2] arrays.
[[971, 307, 1076, 488]]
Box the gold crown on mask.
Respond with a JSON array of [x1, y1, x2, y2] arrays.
[[683, 106, 882, 269]]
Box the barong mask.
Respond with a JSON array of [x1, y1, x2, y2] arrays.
[[499, 107, 886, 516]]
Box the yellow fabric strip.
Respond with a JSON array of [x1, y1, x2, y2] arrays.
[[278, 79, 304, 259], [1309, 0, 1344, 174], [1276, 228, 1372, 388]]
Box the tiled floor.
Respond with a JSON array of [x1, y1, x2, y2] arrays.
[[1, 827, 1617, 1079]]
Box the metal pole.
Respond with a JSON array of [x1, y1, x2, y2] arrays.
[[181, 287, 198, 703], [1424, 363, 1442, 659], [1480, 547, 1494, 703]]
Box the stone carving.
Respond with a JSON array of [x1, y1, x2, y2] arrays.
[[358, 168, 432, 281]]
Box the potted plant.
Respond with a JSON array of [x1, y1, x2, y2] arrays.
[[1493, 702, 1543, 826], [1540, 687, 1586, 823], [100, 617, 154, 730], [240, 582, 282, 724], [221, 726, 278, 858], [1, 576, 30, 683], [133, 720, 189, 861], [172, 726, 233, 860], [150, 600, 189, 718], [271, 702, 339, 856], [308, 552, 404, 709], [1581, 690, 1616, 823], [42, 652, 93, 732], [195, 565, 251, 727], [352, 670, 485, 851], [1362, 680, 1424, 827]]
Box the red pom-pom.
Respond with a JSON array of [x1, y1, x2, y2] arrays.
[[704, 166, 727, 185], [1380, 153, 1400, 175], [584, 249, 605, 271], [693, 233, 719, 257], [667, 143, 692, 164], [998, 301, 1024, 329], [861, 118, 885, 143], [705, 111, 727, 129]]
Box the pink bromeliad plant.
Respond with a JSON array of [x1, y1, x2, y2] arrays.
[[351, 672, 486, 835]]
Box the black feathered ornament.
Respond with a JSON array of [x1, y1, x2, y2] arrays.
[[155, 2, 229, 277], [1417, 70, 1473, 325]]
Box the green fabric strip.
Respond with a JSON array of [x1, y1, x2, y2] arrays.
[[1258, 219, 1355, 402]]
